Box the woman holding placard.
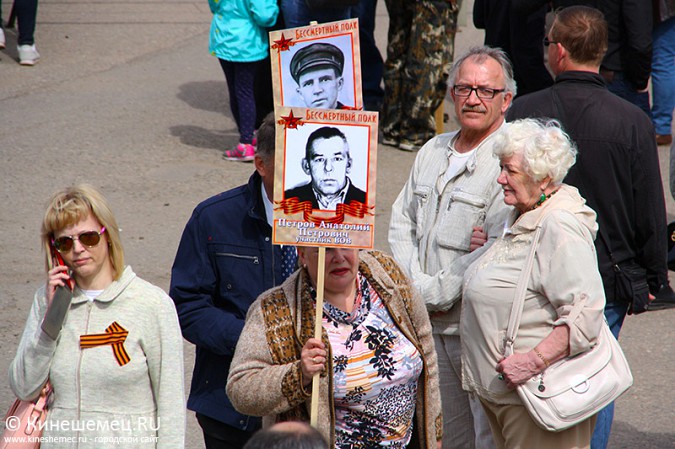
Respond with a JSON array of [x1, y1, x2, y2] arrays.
[[227, 248, 442, 448]]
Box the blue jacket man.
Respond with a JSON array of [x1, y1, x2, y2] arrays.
[[170, 114, 292, 448]]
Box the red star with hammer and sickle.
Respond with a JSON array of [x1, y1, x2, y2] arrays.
[[278, 111, 304, 129], [272, 33, 295, 52]]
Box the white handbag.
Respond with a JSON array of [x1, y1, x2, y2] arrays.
[[504, 222, 633, 432]]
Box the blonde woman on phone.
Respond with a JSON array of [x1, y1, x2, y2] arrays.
[[9, 184, 185, 448]]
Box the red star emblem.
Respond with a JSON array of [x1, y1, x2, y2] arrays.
[[278, 111, 304, 129], [272, 33, 295, 52]]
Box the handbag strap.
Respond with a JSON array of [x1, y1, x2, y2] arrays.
[[32, 382, 53, 414], [504, 224, 543, 357], [503, 210, 593, 357]]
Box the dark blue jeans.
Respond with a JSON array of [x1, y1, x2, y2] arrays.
[[652, 17, 675, 135], [280, 0, 352, 28], [218, 59, 259, 145], [0, 0, 38, 45], [351, 0, 384, 111], [590, 300, 629, 449]]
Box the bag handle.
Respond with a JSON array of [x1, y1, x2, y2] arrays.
[[503, 211, 591, 357], [503, 224, 543, 357]]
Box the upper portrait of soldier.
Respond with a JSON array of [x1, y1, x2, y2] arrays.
[[290, 43, 352, 109]]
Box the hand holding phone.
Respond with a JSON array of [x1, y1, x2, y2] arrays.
[[42, 244, 74, 340], [49, 245, 74, 291]]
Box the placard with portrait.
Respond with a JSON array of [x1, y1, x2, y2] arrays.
[[269, 19, 362, 111], [273, 107, 377, 249]]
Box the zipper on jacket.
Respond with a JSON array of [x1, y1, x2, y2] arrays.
[[272, 244, 277, 286], [76, 300, 94, 449], [215, 252, 259, 264]]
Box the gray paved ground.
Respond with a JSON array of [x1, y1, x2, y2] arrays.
[[0, 1, 673, 448]]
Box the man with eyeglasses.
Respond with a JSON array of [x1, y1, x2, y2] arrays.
[[389, 46, 515, 449], [507, 7, 668, 449]]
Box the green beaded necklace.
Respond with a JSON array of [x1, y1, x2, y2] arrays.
[[532, 189, 559, 210]]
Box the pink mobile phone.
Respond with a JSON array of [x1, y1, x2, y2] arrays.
[[50, 244, 74, 291]]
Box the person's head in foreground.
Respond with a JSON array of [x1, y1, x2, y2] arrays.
[[254, 111, 277, 200], [243, 421, 328, 449]]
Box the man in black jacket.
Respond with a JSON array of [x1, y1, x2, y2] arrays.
[[473, 0, 553, 96], [507, 7, 667, 449], [597, 0, 653, 116]]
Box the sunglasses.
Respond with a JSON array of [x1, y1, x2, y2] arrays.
[[543, 36, 559, 47], [52, 227, 106, 253]]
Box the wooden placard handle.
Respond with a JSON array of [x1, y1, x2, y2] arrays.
[[309, 247, 326, 427]]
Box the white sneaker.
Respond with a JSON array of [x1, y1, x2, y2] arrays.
[[0, 29, 6, 49], [18, 44, 40, 66]]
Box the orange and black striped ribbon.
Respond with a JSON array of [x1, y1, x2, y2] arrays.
[[80, 321, 130, 366], [278, 198, 373, 224]]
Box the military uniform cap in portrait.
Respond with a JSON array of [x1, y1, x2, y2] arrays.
[[290, 43, 345, 83], [269, 19, 362, 110]]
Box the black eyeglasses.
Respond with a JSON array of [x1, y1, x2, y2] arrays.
[[452, 85, 505, 99], [52, 227, 106, 253], [543, 37, 558, 47]]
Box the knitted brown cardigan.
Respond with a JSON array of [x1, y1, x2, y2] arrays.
[[227, 250, 442, 448]]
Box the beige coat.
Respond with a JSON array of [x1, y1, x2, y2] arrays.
[[227, 250, 442, 448], [461, 185, 606, 404]]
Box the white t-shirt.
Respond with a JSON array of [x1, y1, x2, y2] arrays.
[[442, 146, 477, 185]]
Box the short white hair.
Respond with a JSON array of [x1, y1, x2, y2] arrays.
[[493, 118, 577, 184]]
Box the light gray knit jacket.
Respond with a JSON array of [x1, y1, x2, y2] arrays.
[[9, 266, 185, 449]]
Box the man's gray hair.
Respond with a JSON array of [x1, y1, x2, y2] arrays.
[[448, 46, 517, 97]]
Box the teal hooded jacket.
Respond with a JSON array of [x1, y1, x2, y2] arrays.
[[208, 0, 279, 62]]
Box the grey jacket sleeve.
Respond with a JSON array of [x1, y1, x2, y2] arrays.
[[8, 286, 56, 401]]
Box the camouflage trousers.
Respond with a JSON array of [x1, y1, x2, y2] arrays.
[[381, 0, 460, 147]]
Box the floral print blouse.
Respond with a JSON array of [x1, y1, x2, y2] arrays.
[[322, 273, 424, 448]]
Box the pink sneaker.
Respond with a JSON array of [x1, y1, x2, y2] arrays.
[[223, 143, 255, 162]]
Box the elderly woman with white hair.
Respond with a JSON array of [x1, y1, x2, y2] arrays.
[[460, 118, 606, 449]]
